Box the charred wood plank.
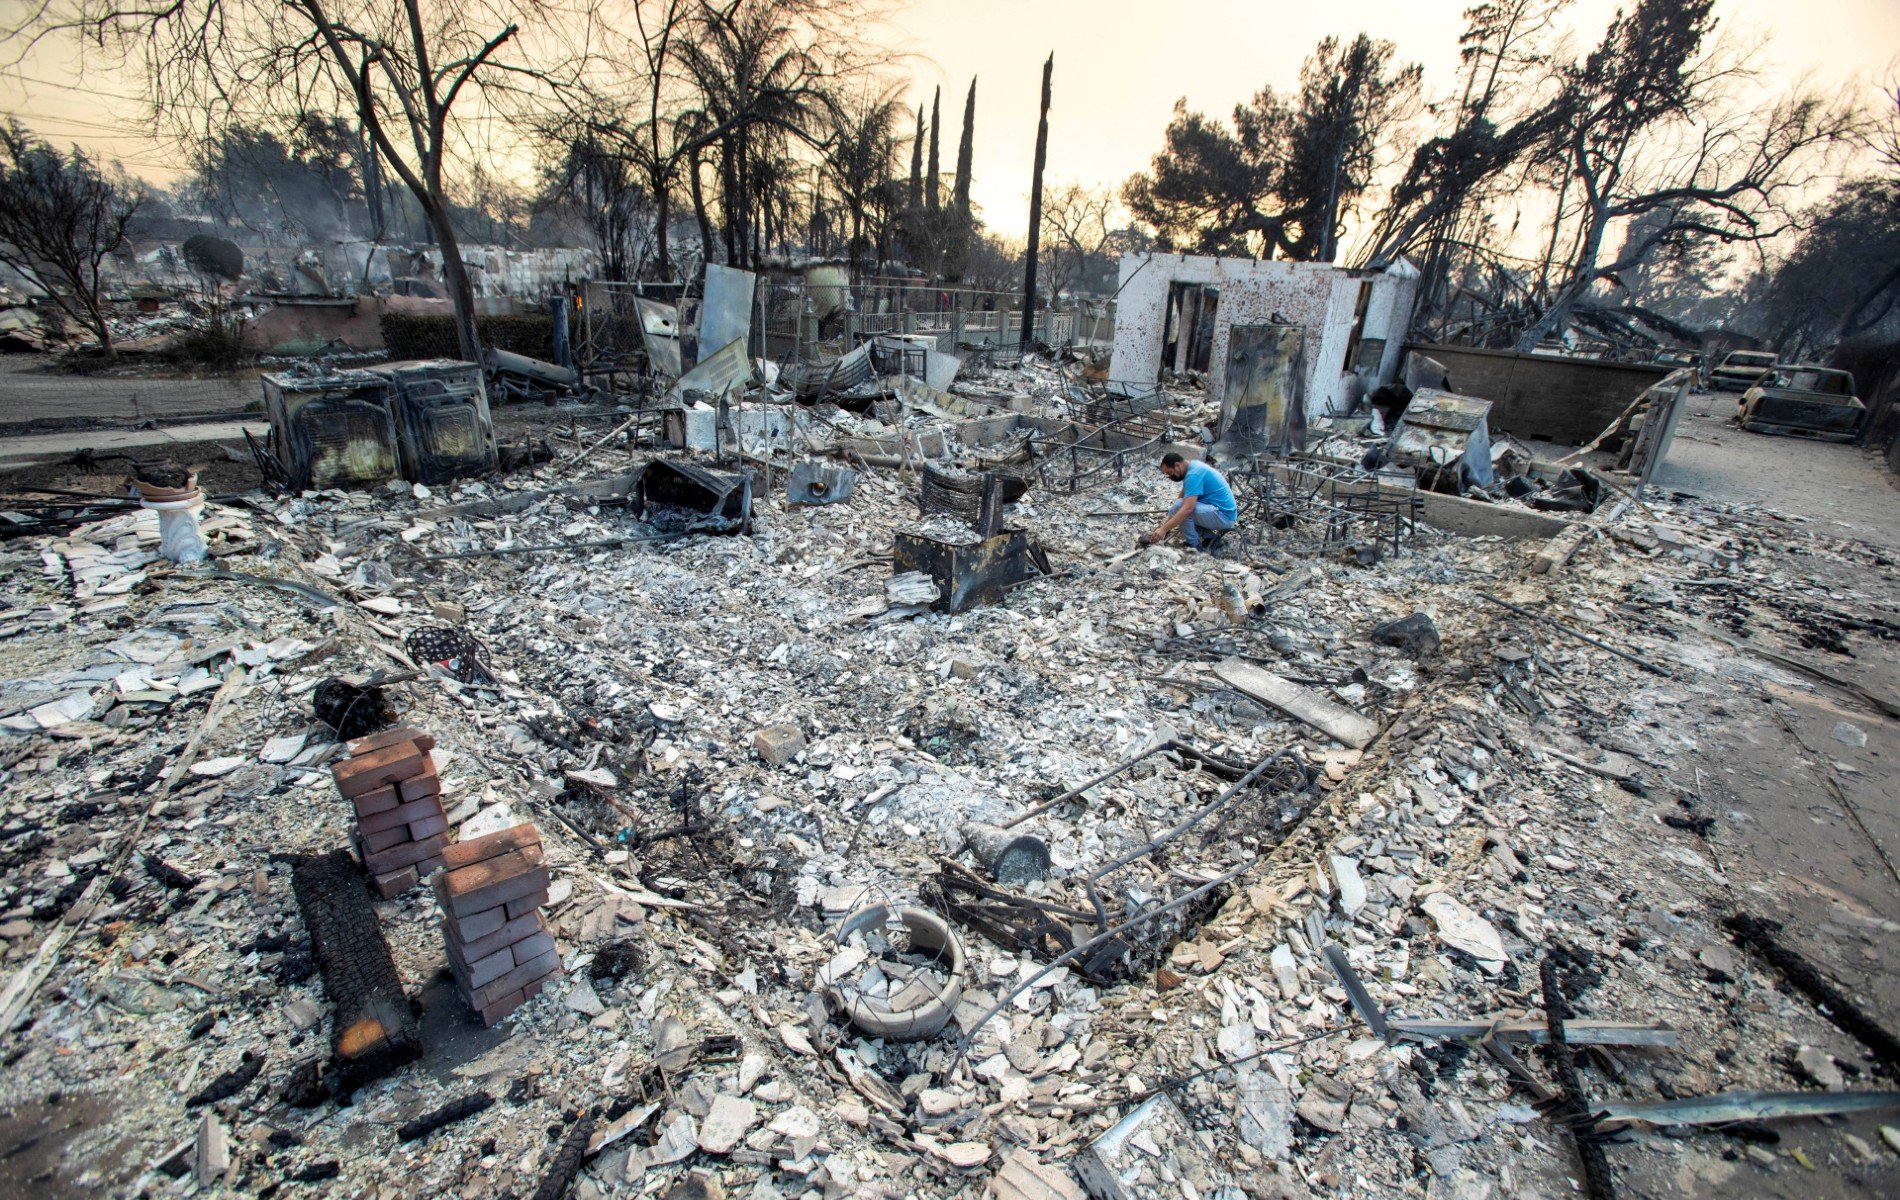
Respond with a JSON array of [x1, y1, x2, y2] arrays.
[[530, 1116, 595, 1200]]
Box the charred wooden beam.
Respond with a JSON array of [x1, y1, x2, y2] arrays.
[[290, 850, 422, 1097]]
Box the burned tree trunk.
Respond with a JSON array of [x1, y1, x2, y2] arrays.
[[1020, 53, 1052, 353], [291, 850, 422, 1097]]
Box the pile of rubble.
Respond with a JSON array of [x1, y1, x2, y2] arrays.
[[1, 360, 1897, 1199]]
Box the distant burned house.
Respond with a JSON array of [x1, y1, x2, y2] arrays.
[[1108, 253, 1419, 433]]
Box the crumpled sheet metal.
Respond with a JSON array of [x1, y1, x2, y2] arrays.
[[780, 344, 873, 398], [1580, 1088, 1900, 1131], [633, 458, 752, 534]]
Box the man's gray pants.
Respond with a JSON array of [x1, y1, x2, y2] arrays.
[[1170, 499, 1237, 547]]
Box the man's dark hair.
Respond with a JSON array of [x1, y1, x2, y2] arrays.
[[1160, 452, 1185, 468]]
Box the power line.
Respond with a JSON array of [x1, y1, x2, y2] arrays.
[[6, 108, 160, 135], [0, 71, 148, 106]]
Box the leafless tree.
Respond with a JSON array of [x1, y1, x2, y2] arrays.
[[962, 230, 1023, 296], [1038, 182, 1114, 301], [0, 119, 143, 357], [1513, 0, 1858, 349], [562, 0, 709, 281], [4, 0, 595, 362], [1363, 0, 1570, 327], [539, 133, 654, 281]]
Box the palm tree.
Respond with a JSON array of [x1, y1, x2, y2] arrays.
[[826, 86, 904, 281], [679, 0, 835, 267]]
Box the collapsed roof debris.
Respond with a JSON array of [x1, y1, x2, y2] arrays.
[[2, 263, 1899, 1200]]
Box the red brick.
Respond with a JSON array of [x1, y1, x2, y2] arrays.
[[363, 833, 448, 876], [455, 942, 517, 990], [446, 910, 545, 963], [346, 726, 436, 757], [440, 823, 542, 873], [406, 813, 449, 842], [416, 855, 444, 877], [450, 902, 510, 941], [332, 742, 428, 798], [449, 865, 549, 922], [475, 987, 527, 1026], [438, 847, 546, 919], [362, 822, 413, 854], [504, 888, 551, 920], [505, 930, 556, 970], [351, 784, 401, 818], [396, 761, 442, 802], [372, 865, 421, 898], [358, 794, 446, 835], [466, 945, 561, 1009], [522, 970, 557, 1002]]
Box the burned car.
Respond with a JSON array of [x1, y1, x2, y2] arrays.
[[1708, 349, 1777, 393], [1737, 365, 1865, 443]]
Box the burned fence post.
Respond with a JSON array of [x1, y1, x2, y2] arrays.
[[976, 471, 1006, 538]]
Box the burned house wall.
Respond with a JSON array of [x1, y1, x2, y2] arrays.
[[1406, 343, 1672, 445], [1108, 253, 1417, 423]]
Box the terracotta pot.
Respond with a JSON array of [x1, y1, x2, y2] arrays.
[[130, 471, 200, 504]]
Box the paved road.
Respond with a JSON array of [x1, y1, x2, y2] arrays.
[[0, 356, 261, 427], [1654, 396, 1900, 1200], [1658, 393, 1900, 551], [0, 420, 266, 471]]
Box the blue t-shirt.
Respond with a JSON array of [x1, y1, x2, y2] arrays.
[[1182, 461, 1237, 522]]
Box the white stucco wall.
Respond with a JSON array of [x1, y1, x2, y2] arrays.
[[1107, 253, 1418, 422]]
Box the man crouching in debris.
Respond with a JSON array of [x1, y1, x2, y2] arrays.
[[1141, 452, 1238, 551]]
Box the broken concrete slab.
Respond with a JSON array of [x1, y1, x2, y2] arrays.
[[1214, 659, 1378, 748], [1074, 1093, 1225, 1200], [1420, 893, 1506, 970], [990, 1148, 1087, 1200], [696, 1094, 757, 1154], [751, 724, 805, 766]]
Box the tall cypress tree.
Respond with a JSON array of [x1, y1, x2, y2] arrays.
[[953, 77, 975, 219], [908, 104, 924, 212], [1022, 54, 1053, 350], [925, 86, 941, 211]]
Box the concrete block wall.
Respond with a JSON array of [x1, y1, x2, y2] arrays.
[[1406, 344, 1671, 445]]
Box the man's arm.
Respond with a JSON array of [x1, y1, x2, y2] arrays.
[[1143, 487, 1192, 545]]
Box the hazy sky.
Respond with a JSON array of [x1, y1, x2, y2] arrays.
[[1, 0, 1894, 238], [885, 0, 1900, 237]]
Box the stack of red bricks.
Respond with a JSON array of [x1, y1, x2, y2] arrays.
[[331, 727, 449, 898], [437, 823, 560, 1025]]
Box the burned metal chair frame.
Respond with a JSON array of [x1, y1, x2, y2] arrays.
[[1232, 458, 1420, 559], [866, 340, 928, 381], [958, 341, 1024, 371], [1028, 383, 1173, 495], [1311, 463, 1421, 559]]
